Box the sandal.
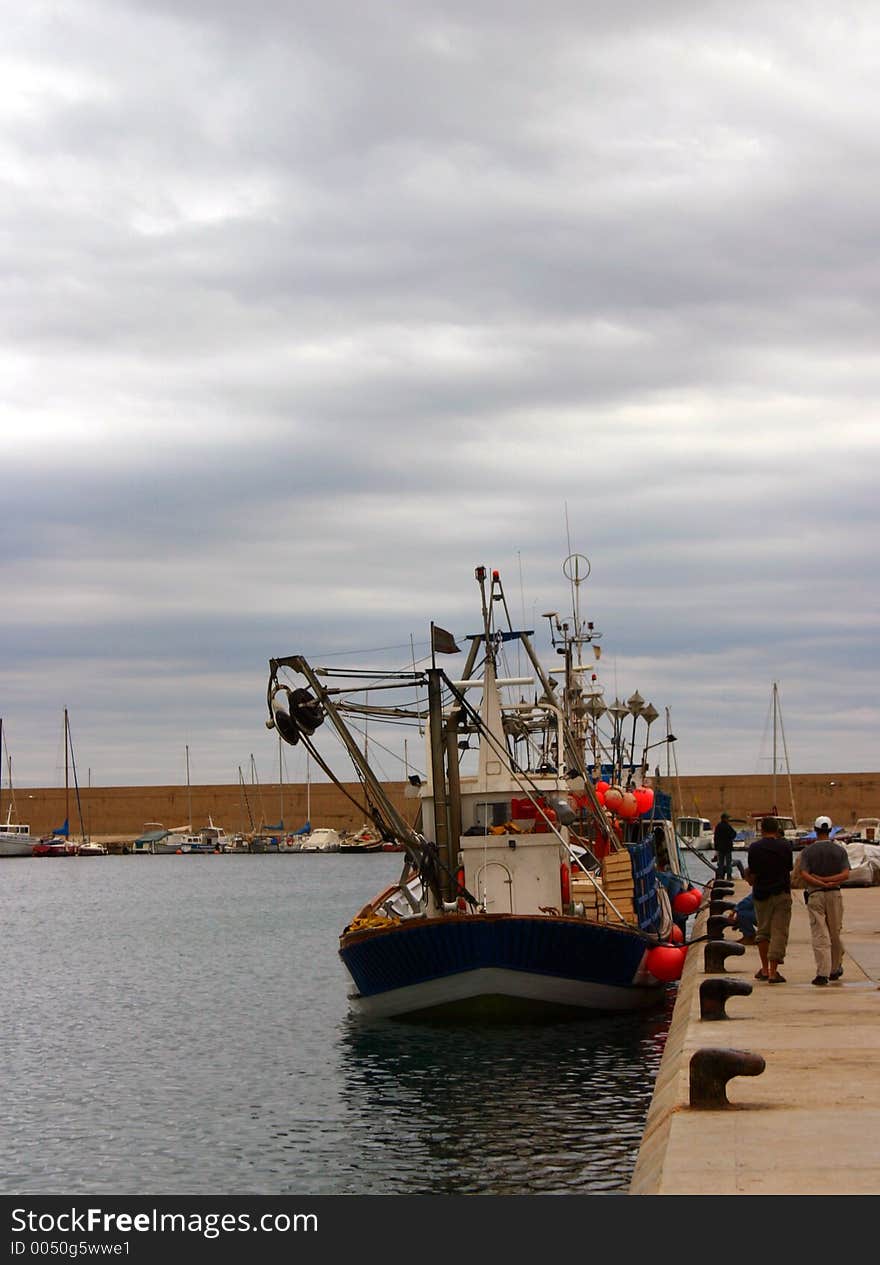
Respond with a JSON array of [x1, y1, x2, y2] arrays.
[[754, 969, 768, 980], [768, 973, 787, 983]]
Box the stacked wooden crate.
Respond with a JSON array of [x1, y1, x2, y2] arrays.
[[599, 849, 636, 924], [570, 874, 606, 920]]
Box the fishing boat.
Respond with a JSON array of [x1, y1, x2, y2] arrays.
[[264, 561, 692, 1021]]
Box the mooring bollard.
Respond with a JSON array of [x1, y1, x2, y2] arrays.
[[711, 881, 735, 896], [706, 913, 730, 940], [709, 898, 737, 916], [704, 940, 746, 973], [689, 1048, 766, 1107], [699, 977, 753, 1020]]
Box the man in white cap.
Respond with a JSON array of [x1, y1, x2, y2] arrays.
[[799, 816, 850, 986]]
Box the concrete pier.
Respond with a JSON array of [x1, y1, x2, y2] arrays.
[[631, 880, 880, 1194]]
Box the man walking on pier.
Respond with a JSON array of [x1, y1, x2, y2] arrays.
[[713, 811, 737, 880], [800, 816, 850, 986], [747, 817, 794, 983]]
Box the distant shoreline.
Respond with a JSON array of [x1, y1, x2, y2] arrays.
[[3, 770, 875, 839]]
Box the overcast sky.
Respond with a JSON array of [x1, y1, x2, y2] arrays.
[[2, 1, 878, 799]]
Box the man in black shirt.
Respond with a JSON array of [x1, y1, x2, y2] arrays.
[[713, 812, 737, 880], [746, 817, 794, 983], [800, 816, 850, 986]]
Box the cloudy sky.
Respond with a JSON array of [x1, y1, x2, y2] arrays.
[[2, 0, 878, 796]]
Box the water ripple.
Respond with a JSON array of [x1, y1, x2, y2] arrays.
[[0, 855, 674, 1194]]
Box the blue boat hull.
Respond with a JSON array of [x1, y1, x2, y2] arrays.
[[339, 914, 664, 1019]]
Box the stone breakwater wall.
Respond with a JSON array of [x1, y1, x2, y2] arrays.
[[4, 771, 877, 841]]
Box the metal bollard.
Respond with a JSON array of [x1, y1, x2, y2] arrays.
[[711, 881, 735, 896], [706, 913, 731, 940], [689, 1048, 766, 1108], [699, 977, 753, 1020], [709, 898, 737, 916], [704, 940, 746, 973]]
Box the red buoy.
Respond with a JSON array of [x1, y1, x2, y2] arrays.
[[604, 787, 623, 813], [645, 945, 686, 982], [672, 888, 702, 915]]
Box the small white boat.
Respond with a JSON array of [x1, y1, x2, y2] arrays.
[[301, 827, 341, 853], [75, 839, 107, 857], [0, 821, 35, 858], [675, 816, 714, 851], [179, 821, 229, 853], [0, 721, 37, 855]]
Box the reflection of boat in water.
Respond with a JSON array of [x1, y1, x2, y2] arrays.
[[336, 994, 674, 1191], [266, 561, 691, 1021]]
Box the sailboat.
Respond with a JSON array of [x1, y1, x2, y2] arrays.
[[156, 746, 227, 853], [279, 748, 313, 852], [265, 562, 692, 1020], [0, 720, 37, 857], [750, 682, 800, 841], [33, 709, 86, 857]]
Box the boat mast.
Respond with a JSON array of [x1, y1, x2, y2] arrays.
[[186, 744, 192, 829], [773, 682, 797, 825], [239, 766, 255, 832], [64, 708, 70, 834], [250, 754, 267, 831], [278, 734, 284, 829], [65, 710, 87, 844], [772, 682, 778, 813]]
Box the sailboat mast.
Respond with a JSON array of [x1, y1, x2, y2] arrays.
[[186, 744, 192, 829], [772, 682, 778, 812], [239, 766, 255, 832], [278, 735, 284, 829], [64, 708, 70, 831]]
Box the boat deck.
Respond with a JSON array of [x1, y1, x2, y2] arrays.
[[631, 880, 880, 1194]]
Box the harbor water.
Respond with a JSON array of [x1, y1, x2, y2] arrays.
[[0, 849, 725, 1196]]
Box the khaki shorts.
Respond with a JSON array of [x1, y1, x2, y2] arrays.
[[754, 891, 792, 962]]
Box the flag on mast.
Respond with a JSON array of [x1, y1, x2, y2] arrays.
[[431, 624, 461, 655]]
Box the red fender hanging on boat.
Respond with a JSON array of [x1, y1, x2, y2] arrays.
[[645, 945, 686, 982], [560, 862, 571, 907], [672, 888, 702, 915]]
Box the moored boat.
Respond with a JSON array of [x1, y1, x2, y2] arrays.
[[339, 824, 384, 853], [265, 561, 694, 1021], [0, 721, 36, 856]]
